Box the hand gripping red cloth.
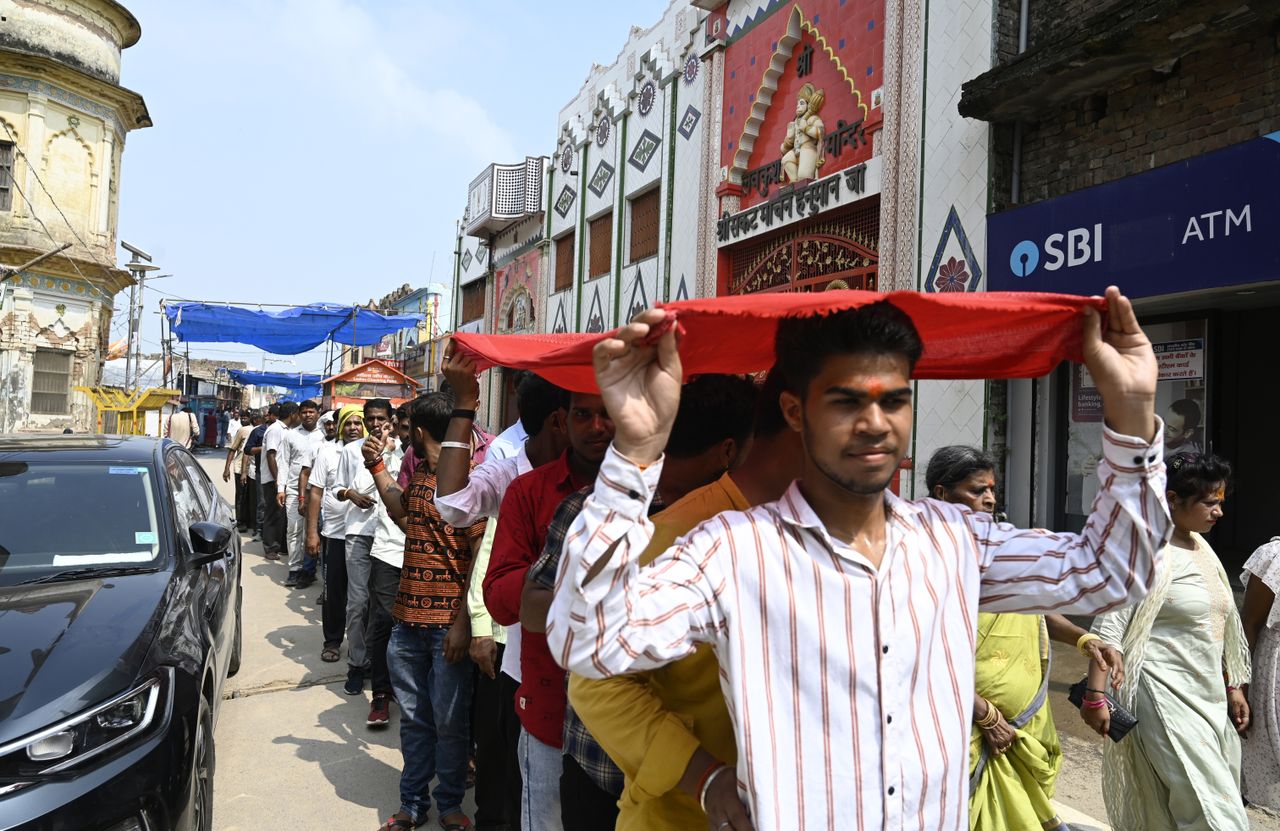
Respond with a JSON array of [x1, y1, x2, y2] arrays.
[[448, 290, 1106, 393]]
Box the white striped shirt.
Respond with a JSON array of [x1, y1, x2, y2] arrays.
[[547, 423, 1169, 831]]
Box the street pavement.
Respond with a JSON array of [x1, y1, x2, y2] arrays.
[[193, 450, 1280, 831]]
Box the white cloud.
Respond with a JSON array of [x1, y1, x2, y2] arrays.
[[248, 0, 518, 165]]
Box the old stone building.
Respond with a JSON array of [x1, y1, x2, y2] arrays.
[[0, 0, 150, 432]]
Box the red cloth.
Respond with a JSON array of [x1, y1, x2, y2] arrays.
[[482, 451, 590, 748], [450, 290, 1106, 393]]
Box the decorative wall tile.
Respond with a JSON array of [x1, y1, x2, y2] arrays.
[[678, 105, 702, 140], [628, 129, 662, 172], [588, 160, 615, 197], [554, 185, 577, 218]]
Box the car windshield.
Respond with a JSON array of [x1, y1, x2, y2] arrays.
[[0, 460, 162, 585]]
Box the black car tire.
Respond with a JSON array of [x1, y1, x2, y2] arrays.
[[228, 585, 243, 677], [191, 692, 215, 831]]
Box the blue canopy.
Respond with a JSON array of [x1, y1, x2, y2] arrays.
[[223, 369, 324, 389], [165, 302, 425, 355], [277, 385, 325, 402]]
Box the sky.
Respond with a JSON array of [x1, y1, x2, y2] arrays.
[[114, 0, 672, 376]]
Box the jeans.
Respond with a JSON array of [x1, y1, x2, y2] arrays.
[[260, 480, 285, 553], [518, 727, 563, 831], [560, 755, 619, 831], [321, 536, 347, 649], [343, 534, 373, 672], [388, 624, 474, 824], [474, 647, 522, 830], [285, 493, 305, 572], [367, 557, 400, 697]]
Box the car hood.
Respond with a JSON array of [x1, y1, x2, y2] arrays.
[[0, 570, 172, 745]]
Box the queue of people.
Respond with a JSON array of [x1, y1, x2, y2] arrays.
[[224, 286, 1280, 831]]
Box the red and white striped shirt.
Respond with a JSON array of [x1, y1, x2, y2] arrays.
[[547, 424, 1169, 831]]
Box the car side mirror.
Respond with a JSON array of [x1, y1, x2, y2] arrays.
[[189, 521, 232, 565]]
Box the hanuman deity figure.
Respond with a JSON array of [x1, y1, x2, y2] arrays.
[[781, 82, 826, 184]]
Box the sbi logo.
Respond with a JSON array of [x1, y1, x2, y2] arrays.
[[1009, 223, 1103, 277]]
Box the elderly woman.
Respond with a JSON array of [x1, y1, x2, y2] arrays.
[[1082, 453, 1250, 830], [927, 445, 1120, 831]]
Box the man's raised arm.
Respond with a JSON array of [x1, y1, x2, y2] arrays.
[[547, 310, 727, 679], [975, 286, 1170, 614]]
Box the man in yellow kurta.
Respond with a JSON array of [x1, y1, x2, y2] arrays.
[[568, 374, 802, 829]]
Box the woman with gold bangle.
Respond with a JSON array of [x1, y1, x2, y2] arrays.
[[927, 446, 1123, 831]]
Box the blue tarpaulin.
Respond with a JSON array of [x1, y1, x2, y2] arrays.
[[223, 369, 324, 389], [277, 386, 325, 402], [165, 302, 425, 355]]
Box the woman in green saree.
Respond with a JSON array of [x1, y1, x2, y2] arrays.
[[927, 447, 1122, 831]]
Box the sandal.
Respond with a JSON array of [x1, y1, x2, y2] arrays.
[[377, 816, 418, 831], [438, 815, 472, 831], [321, 647, 341, 663]]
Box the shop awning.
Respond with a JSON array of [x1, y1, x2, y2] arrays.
[[223, 369, 324, 390], [449, 290, 1105, 393], [277, 386, 325, 402], [164, 303, 425, 355]]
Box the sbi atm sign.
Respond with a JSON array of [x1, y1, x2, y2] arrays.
[[1008, 224, 1103, 278], [988, 133, 1280, 298]]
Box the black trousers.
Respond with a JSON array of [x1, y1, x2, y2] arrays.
[[560, 754, 620, 831], [366, 557, 400, 697], [474, 648, 522, 831], [261, 480, 285, 553], [321, 536, 347, 648], [235, 476, 256, 531]]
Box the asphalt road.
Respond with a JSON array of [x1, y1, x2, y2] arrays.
[[193, 449, 1279, 831]]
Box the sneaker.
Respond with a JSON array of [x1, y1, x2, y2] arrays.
[[366, 694, 391, 728], [284, 571, 300, 587], [344, 668, 365, 696], [296, 571, 316, 589]]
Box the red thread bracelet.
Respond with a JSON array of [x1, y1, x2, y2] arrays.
[[365, 460, 386, 476], [1081, 697, 1108, 710]]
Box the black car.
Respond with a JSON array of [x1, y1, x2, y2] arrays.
[[0, 436, 242, 831]]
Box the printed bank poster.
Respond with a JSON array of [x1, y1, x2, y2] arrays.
[[1063, 320, 1208, 529]]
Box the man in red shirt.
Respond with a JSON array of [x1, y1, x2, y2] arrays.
[[483, 392, 613, 829]]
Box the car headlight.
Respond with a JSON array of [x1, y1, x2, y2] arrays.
[[0, 667, 172, 782]]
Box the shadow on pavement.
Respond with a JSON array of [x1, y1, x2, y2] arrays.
[[271, 697, 401, 815]]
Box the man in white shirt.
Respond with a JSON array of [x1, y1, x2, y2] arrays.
[[332, 398, 396, 703], [434, 362, 569, 831], [309, 406, 363, 663], [548, 289, 1171, 831], [360, 404, 410, 728], [279, 400, 325, 588], [260, 401, 298, 560]]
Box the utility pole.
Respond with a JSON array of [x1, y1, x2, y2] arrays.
[[121, 242, 159, 392]]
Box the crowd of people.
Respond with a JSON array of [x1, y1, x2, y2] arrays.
[[214, 289, 1280, 831]]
